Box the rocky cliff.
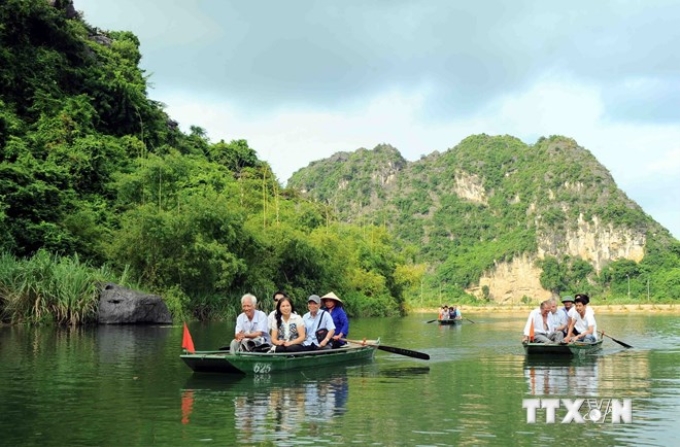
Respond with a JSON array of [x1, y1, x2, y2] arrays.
[[288, 134, 678, 303]]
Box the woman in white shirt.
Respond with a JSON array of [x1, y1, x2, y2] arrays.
[[271, 297, 306, 352]]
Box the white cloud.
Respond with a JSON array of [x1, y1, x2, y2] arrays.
[[162, 79, 680, 238], [645, 148, 680, 175], [75, 0, 680, 238]]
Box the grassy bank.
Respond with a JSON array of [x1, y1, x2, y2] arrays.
[[0, 250, 135, 325], [414, 303, 680, 315]]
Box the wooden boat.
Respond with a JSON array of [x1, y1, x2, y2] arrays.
[[523, 339, 603, 357], [438, 319, 462, 325], [181, 341, 379, 375]]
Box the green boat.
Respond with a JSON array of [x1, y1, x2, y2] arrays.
[[181, 342, 379, 375], [438, 319, 462, 325], [523, 339, 603, 357]]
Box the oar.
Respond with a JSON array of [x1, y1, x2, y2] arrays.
[[426, 319, 438, 324], [344, 338, 430, 360], [465, 318, 475, 324], [599, 331, 633, 349]]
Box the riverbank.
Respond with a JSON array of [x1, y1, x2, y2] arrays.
[[413, 303, 680, 315]]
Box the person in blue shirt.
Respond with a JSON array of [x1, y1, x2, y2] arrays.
[[302, 295, 336, 350], [321, 292, 349, 348]]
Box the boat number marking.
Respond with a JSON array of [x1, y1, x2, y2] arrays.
[[253, 363, 272, 374]]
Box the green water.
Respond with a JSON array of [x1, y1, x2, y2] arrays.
[[0, 313, 678, 446]]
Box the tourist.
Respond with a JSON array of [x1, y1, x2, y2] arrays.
[[229, 293, 270, 352], [271, 296, 306, 352], [449, 305, 462, 320], [521, 300, 562, 343], [321, 291, 349, 348], [302, 295, 336, 350], [566, 293, 595, 335], [546, 299, 565, 342], [564, 295, 598, 343], [575, 293, 596, 318], [555, 296, 573, 336], [268, 290, 287, 334]]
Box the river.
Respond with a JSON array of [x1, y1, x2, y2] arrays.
[[0, 312, 678, 446]]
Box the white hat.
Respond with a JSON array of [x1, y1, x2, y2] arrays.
[[321, 291, 343, 304]]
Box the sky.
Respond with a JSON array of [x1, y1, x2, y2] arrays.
[[74, 0, 679, 238]]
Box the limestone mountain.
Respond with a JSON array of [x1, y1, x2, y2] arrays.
[[288, 135, 680, 303]]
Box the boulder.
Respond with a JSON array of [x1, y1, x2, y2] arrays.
[[98, 283, 172, 324]]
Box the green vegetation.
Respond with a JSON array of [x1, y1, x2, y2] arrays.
[[289, 135, 680, 306], [0, 1, 420, 324], [2, 2, 677, 324], [0, 250, 134, 325]]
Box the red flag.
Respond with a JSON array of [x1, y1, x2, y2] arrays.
[[182, 322, 196, 353]]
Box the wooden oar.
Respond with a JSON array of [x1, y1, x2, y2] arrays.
[[344, 338, 430, 360], [465, 318, 475, 324], [426, 319, 438, 324], [599, 331, 633, 349]]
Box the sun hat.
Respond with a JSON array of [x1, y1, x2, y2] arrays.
[[561, 296, 574, 303], [321, 291, 343, 304]]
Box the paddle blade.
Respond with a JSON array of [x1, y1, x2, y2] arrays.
[[377, 344, 430, 360], [182, 322, 196, 353], [601, 331, 632, 349], [612, 337, 633, 349], [344, 338, 430, 360], [426, 319, 437, 324]]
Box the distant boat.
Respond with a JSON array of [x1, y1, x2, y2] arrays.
[[522, 339, 603, 357], [181, 342, 379, 375], [438, 319, 462, 325]]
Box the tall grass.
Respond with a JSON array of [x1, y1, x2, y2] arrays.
[[0, 250, 134, 326]]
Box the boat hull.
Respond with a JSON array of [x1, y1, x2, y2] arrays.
[[438, 319, 462, 325], [523, 339, 603, 357], [181, 344, 378, 375], [180, 350, 245, 374]]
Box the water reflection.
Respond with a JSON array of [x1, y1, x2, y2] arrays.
[[96, 324, 171, 363], [438, 323, 463, 333], [524, 356, 599, 396], [6, 314, 680, 446], [180, 364, 430, 445], [375, 365, 431, 379], [180, 370, 350, 444], [523, 351, 653, 398]]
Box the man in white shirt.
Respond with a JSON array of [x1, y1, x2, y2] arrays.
[[554, 296, 573, 336], [229, 293, 270, 352], [522, 300, 561, 343], [564, 295, 598, 343], [547, 299, 565, 343]]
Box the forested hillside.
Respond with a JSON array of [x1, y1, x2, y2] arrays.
[[289, 136, 680, 303], [0, 0, 419, 324]]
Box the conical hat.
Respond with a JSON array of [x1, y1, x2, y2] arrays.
[[321, 291, 343, 304]]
